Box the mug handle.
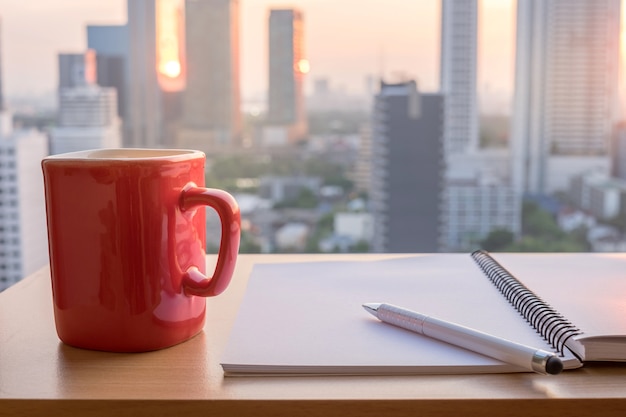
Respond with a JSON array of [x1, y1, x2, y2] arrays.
[[179, 184, 241, 297]]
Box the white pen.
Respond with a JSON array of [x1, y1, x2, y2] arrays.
[[363, 303, 563, 375]]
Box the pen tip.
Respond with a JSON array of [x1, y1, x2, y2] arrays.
[[546, 356, 564, 375], [362, 303, 381, 315]]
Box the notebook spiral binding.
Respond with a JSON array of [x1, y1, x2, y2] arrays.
[[471, 250, 583, 356]]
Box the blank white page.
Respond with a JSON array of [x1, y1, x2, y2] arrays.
[[221, 254, 581, 375]]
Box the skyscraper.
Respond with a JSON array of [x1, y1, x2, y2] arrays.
[[178, 0, 242, 152], [511, 0, 621, 195], [440, 0, 478, 155], [370, 81, 444, 253], [267, 8, 308, 143], [437, 0, 520, 250], [127, 0, 163, 148], [87, 25, 129, 122], [58, 51, 97, 90]]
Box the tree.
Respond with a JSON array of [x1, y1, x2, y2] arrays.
[[522, 201, 564, 238], [350, 240, 370, 253], [239, 230, 262, 253], [273, 188, 318, 209], [480, 229, 514, 252], [506, 236, 585, 252], [493, 201, 588, 252]]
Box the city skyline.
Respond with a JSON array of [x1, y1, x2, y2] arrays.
[[0, 0, 625, 291], [0, 0, 516, 112]]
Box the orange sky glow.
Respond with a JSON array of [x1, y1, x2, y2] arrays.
[[0, 0, 623, 115]]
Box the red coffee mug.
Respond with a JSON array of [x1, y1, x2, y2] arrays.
[[42, 149, 241, 352]]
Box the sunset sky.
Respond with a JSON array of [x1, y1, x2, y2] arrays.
[[0, 0, 539, 112]]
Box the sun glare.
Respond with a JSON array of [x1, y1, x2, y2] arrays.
[[297, 59, 310, 74], [156, 0, 185, 90], [162, 60, 181, 78]]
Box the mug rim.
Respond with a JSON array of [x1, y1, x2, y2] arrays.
[[43, 148, 204, 162]]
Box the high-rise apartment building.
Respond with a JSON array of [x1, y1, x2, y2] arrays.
[[511, 0, 621, 195], [0, 126, 48, 291], [440, 0, 478, 155], [49, 86, 121, 154], [437, 0, 520, 250], [370, 81, 444, 253], [267, 8, 308, 143], [441, 173, 520, 251], [178, 0, 242, 152]]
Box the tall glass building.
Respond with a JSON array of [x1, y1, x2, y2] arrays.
[[267, 8, 308, 143], [511, 0, 621, 195], [440, 0, 478, 156], [179, 0, 242, 151], [370, 81, 444, 253]]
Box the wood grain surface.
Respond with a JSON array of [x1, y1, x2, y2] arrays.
[[2, 254, 626, 416]]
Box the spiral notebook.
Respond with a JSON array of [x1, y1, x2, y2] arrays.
[[221, 252, 626, 375]]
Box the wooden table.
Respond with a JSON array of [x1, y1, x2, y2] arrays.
[[2, 254, 626, 416]]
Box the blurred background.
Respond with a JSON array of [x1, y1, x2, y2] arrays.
[[0, 0, 625, 291]]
